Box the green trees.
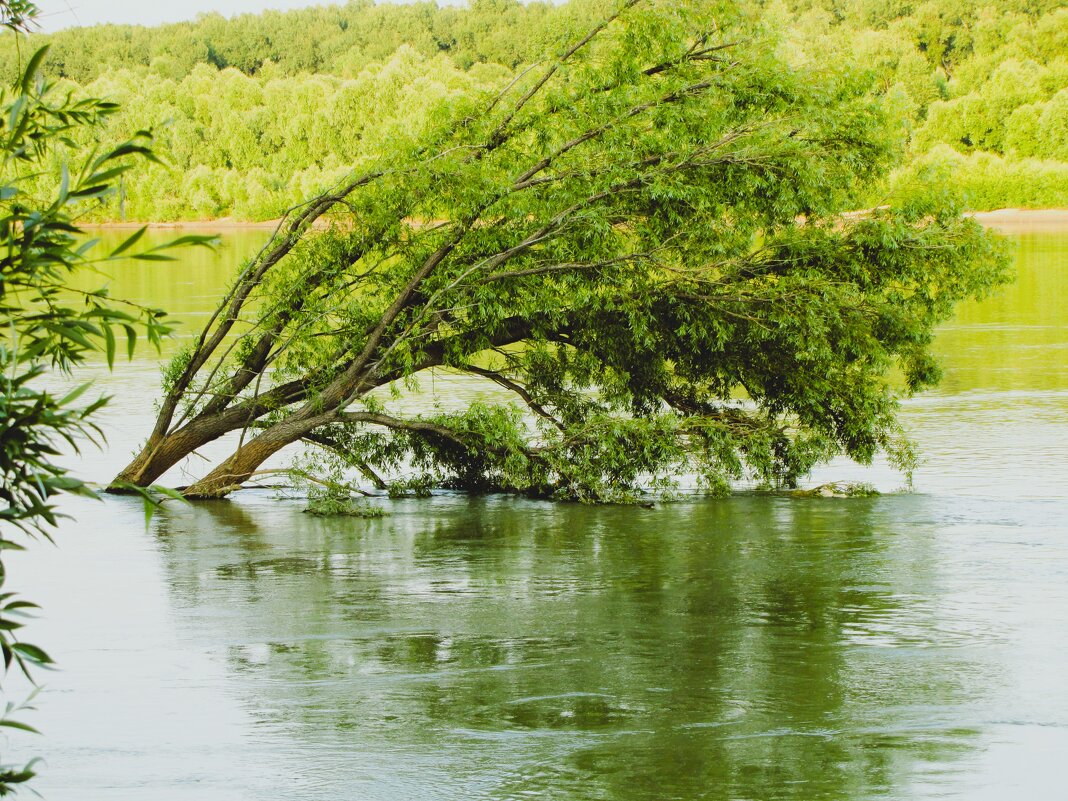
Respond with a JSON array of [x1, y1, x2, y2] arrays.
[[0, 0, 1062, 218], [0, 0, 558, 83], [28, 48, 500, 222], [111, 0, 1008, 503]]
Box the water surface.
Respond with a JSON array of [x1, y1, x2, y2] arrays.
[[8, 227, 1068, 799]]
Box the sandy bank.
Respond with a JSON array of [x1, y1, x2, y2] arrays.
[[966, 208, 1068, 232]]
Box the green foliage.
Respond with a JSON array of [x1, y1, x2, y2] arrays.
[[0, 33, 209, 791], [788, 481, 880, 498], [0, 0, 566, 83], [113, 0, 1011, 506], [0, 0, 1059, 218], [21, 48, 505, 222], [303, 493, 386, 517], [779, 0, 1068, 207], [160, 343, 193, 395], [893, 145, 1068, 208]]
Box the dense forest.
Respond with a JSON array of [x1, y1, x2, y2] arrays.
[[2, 0, 1065, 220]]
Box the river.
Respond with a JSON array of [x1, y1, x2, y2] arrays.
[[6, 224, 1067, 799]]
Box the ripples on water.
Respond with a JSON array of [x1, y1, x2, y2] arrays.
[[6, 228, 1068, 799]]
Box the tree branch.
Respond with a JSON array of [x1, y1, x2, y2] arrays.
[[460, 365, 566, 431]]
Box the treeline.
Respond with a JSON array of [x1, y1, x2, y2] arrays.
[[70, 50, 508, 220], [2, 0, 1065, 220], [763, 0, 1068, 207], [0, 0, 569, 80]]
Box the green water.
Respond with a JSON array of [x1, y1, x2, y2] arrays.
[[9, 227, 1068, 799]]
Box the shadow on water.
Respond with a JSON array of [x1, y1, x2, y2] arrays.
[[149, 493, 990, 800]]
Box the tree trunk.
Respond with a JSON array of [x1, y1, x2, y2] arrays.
[[110, 317, 535, 497], [109, 413, 257, 491], [109, 429, 210, 490], [180, 413, 332, 498]]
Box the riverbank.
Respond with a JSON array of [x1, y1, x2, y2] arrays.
[[84, 208, 1068, 233], [967, 208, 1068, 232]]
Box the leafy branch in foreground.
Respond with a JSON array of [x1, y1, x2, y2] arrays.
[[0, 1, 33, 35], [112, 0, 1011, 504], [0, 38, 210, 791]]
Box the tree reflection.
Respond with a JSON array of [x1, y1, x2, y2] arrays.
[[150, 495, 984, 800]]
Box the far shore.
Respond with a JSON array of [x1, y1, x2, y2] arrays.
[[83, 208, 1068, 234], [966, 208, 1068, 232]]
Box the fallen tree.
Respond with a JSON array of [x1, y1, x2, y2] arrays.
[[110, 0, 1010, 502]]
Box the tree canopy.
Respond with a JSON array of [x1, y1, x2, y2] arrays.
[[110, 0, 1010, 503], [2, 0, 1065, 218]]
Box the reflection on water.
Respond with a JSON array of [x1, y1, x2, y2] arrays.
[[6, 229, 1068, 799], [69, 228, 271, 347], [150, 495, 997, 801], [936, 234, 1068, 393]]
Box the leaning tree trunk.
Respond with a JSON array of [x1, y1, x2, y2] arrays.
[[108, 379, 309, 490], [179, 415, 329, 498], [111, 417, 247, 488], [107, 6, 892, 500]]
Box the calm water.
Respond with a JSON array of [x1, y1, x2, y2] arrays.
[[7, 227, 1068, 799]]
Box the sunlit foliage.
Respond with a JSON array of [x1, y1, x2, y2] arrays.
[[0, 0, 1062, 218], [109, 0, 1010, 503]]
